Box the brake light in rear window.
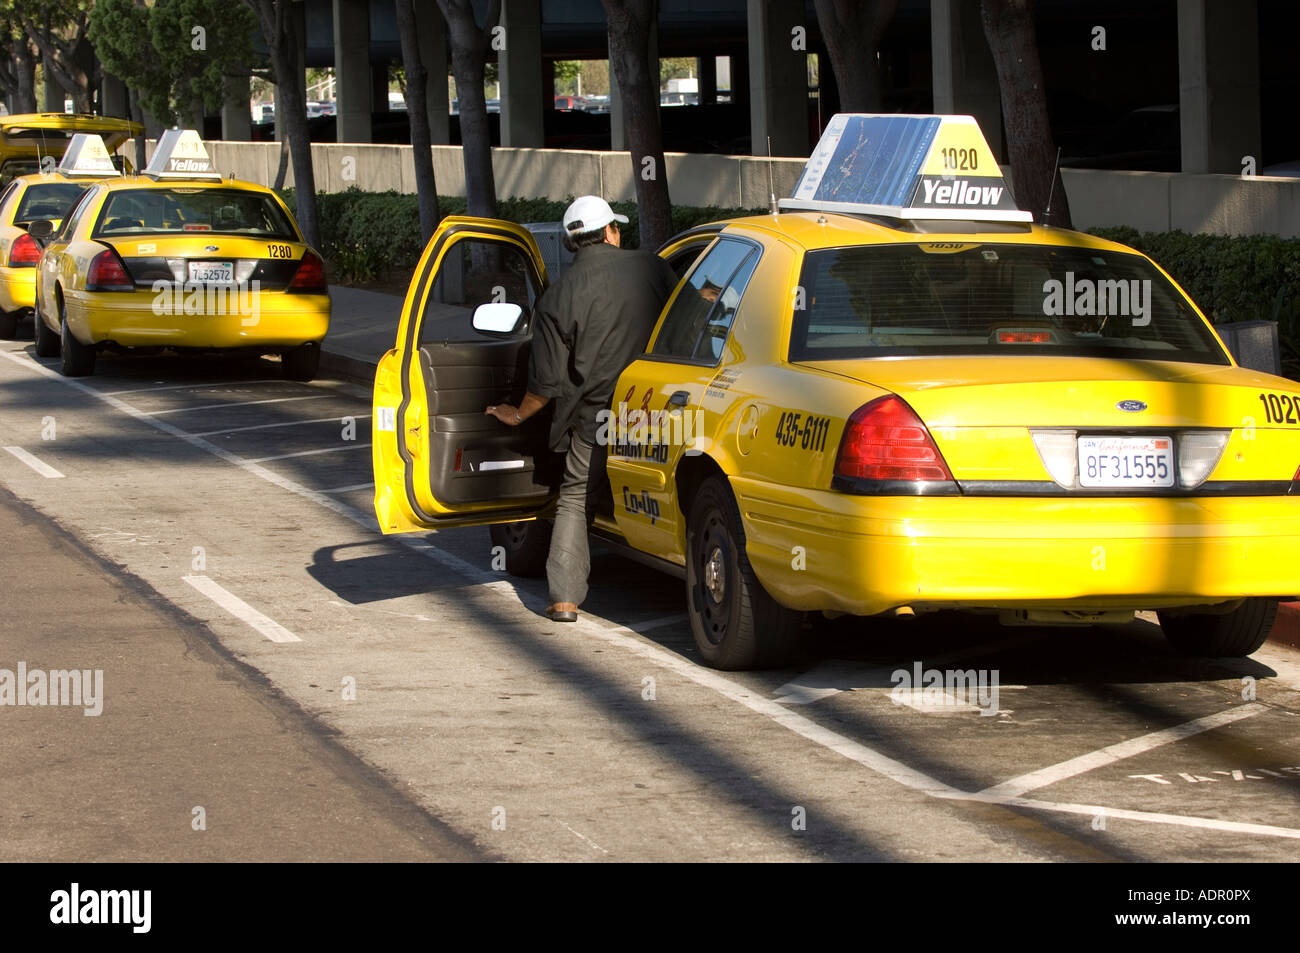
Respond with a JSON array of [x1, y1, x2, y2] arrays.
[[997, 329, 1053, 344], [287, 251, 326, 293], [7, 233, 40, 267], [832, 395, 957, 494]]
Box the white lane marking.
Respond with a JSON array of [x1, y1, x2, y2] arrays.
[[3, 446, 65, 479], [5, 348, 1297, 842], [183, 574, 302, 643], [944, 792, 1300, 841], [319, 482, 374, 494], [559, 822, 609, 855], [191, 414, 371, 437], [246, 443, 372, 464], [773, 633, 1044, 705], [978, 704, 1268, 799], [145, 395, 330, 415], [100, 379, 282, 396]]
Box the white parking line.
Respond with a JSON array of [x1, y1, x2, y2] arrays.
[[320, 482, 375, 494], [191, 414, 371, 437], [145, 395, 330, 415], [100, 379, 282, 396], [182, 574, 302, 643], [247, 443, 372, 464], [978, 704, 1268, 799], [4, 347, 1297, 843], [3, 446, 65, 479]]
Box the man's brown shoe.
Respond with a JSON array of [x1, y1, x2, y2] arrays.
[[546, 603, 579, 622]]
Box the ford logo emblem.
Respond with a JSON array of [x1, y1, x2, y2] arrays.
[[1117, 400, 1147, 412], [204, 245, 219, 252]]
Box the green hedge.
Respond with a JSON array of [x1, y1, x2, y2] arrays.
[[1088, 227, 1300, 378], [283, 186, 762, 284]]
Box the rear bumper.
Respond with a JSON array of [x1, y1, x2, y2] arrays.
[[734, 477, 1300, 616], [0, 267, 35, 313], [65, 288, 330, 349]]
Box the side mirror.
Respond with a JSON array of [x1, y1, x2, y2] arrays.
[[27, 220, 54, 244], [472, 302, 523, 335]]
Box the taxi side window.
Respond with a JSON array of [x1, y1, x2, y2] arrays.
[[54, 189, 95, 241], [421, 237, 539, 343], [652, 238, 758, 363], [0, 182, 17, 218]]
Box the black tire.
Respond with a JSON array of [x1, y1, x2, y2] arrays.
[[685, 476, 803, 669], [0, 308, 16, 340], [58, 298, 94, 377], [1158, 598, 1278, 658], [282, 342, 320, 381], [489, 520, 552, 577], [33, 300, 59, 357]]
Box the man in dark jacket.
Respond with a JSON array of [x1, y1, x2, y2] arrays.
[[486, 195, 678, 621]]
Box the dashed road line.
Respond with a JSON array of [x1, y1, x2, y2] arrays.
[[183, 574, 302, 643], [99, 379, 282, 396], [145, 395, 331, 415], [191, 414, 371, 437], [3, 446, 65, 479], [320, 482, 375, 494]]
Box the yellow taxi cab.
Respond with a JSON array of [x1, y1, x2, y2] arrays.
[[32, 129, 329, 379], [0, 113, 140, 186], [0, 134, 122, 339], [371, 114, 1300, 669]]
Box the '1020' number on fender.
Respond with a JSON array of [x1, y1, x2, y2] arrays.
[[1259, 392, 1300, 424], [775, 411, 830, 451]]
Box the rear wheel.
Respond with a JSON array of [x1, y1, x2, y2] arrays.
[[1158, 598, 1278, 658], [58, 298, 95, 376], [33, 300, 59, 357], [0, 308, 17, 340], [489, 520, 552, 577], [282, 342, 320, 381], [685, 476, 802, 669]]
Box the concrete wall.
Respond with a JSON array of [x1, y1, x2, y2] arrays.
[[155, 140, 1300, 237]]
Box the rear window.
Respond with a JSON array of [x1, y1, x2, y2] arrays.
[[91, 187, 297, 239], [790, 243, 1230, 365], [13, 183, 89, 224]]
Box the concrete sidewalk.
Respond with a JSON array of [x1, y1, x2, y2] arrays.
[[319, 285, 407, 384], [321, 281, 1300, 652]]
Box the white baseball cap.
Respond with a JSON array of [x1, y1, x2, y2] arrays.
[[562, 195, 629, 236]]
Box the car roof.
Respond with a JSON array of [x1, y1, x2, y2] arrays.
[[715, 210, 1140, 257], [93, 175, 279, 198]]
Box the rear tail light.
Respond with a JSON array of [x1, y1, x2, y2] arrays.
[[86, 248, 134, 291], [8, 233, 40, 267], [833, 395, 956, 492], [288, 251, 326, 293]]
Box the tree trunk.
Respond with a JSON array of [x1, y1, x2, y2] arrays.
[[979, 0, 1071, 227], [15, 40, 37, 113], [812, 0, 898, 112], [438, 0, 498, 219], [397, 0, 440, 241], [127, 87, 147, 170], [603, 0, 671, 249], [269, 2, 320, 247]]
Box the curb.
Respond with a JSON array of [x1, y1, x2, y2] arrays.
[[319, 347, 378, 387]]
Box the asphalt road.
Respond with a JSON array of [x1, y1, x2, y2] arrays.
[[3, 339, 1300, 862]]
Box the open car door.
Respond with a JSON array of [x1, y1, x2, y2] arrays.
[[373, 216, 559, 533]]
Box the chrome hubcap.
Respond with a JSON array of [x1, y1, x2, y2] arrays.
[[704, 545, 726, 603]]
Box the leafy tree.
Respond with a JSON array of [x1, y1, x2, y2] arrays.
[[90, 0, 255, 127], [980, 0, 1071, 227], [19, 0, 99, 113], [553, 58, 582, 96], [602, 0, 671, 248], [0, 9, 39, 113]]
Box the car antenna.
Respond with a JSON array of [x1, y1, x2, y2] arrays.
[[767, 136, 778, 216], [1042, 146, 1062, 227]]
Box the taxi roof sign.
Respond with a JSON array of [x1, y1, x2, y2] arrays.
[[56, 133, 120, 178], [780, 114, 1034, 223], [144, 129, 221, 180]]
